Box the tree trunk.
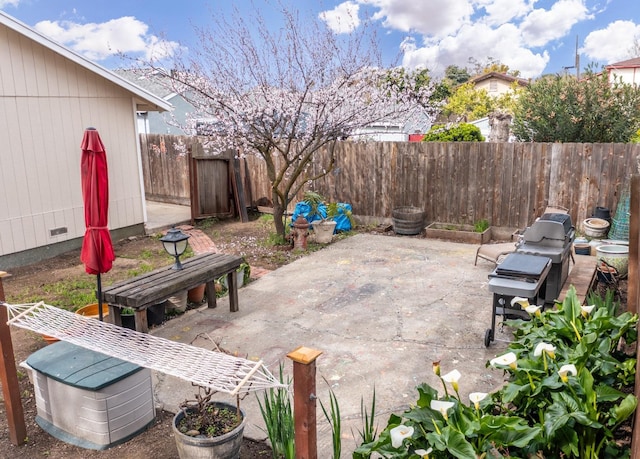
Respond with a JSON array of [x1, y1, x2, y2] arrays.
[[272, 190, 286, 239]]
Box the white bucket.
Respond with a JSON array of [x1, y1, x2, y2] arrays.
[[596, 244, 629, 276]]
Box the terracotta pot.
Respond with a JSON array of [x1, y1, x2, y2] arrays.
[[42, 335, 59, 345], [188, 284, 206, 303]]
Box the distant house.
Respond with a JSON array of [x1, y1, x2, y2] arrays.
[[605, 57, 640, 86], [468, 72, 529, 97], [352, 122, 408, 141], [353, 110, 432, 142], [0, 11, 171, 269], [114, 69, 196, 135]]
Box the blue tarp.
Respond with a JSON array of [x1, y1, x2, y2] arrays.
[[291, 202, 353, 233]]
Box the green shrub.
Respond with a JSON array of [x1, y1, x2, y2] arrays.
[[422, 123, 485, 142]]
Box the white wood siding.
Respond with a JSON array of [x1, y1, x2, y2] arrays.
[[0, 24, 144, 257]]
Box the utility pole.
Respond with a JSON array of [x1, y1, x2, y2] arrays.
[[575, 35, 580, 79]]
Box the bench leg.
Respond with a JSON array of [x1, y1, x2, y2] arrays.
[[206, 281, 217, 309], [228, 272, 239, 312], [134, 309, 149, 333], [109, 305, 122, 326]]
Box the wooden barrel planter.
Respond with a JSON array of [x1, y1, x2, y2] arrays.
[[392, 206, 425, 235]]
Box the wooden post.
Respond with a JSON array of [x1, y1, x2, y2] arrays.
[[628, 176, 639, 315], [629, 176, 640, 458], [288, 346, 322, 459], [0, 272, 27, 446]]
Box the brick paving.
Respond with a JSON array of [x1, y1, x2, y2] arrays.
[[169, 225, 272, 280]]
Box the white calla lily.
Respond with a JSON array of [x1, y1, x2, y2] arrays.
[[390, 424, 414, 448], [490, 352, 517, 369], [442, 369, 462, 392], [469, 392, 488, 409], [533, 342, 556, 359], [524, 304, 542, 317], [558, 364, 578, 383], [415, 447, 433, 458], [511, 296, 530, 308], [430, 400, 455, 419], [581, 304, 595, 317]]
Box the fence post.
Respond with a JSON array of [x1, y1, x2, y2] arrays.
[[629, 176, 640, 458], [0, 272, 27, 445], [287, 346, 322, 459]]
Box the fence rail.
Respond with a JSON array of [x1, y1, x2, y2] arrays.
[[140, 134, 640, 230]]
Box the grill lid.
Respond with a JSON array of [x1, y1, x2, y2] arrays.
[[495, 252, 551, 279], [521, 213, 574, 247]]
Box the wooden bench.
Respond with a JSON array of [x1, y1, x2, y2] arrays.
[[101, 253, 243, 333]]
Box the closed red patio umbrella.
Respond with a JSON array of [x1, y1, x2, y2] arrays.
[[80, 127, 115, 321]]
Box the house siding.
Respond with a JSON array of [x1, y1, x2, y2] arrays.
[[0, 22, 145, 259]]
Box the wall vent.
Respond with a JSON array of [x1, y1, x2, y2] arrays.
[[49, 227, 68, 237]]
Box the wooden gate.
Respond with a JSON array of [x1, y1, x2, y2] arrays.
[[189, 154, 233, 219]]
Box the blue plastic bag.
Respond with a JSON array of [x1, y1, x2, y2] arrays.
[[291, 202, 352, 233]]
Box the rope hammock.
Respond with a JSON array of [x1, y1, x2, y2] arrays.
[[3, 302, 286, 396]]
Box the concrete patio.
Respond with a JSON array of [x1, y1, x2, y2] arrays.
[[150, 233, 511, 457]]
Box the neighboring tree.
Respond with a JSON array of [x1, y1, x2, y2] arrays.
[[442, 82, 495, 121], [512, 71, 640, 142], [444, 64, 471, 85], [468, 57, 520, 77], [144, 6, 436, 237], [422, 123, 485, 141]]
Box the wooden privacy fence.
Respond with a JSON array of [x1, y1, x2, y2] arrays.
[[140, 134, 640, 229]]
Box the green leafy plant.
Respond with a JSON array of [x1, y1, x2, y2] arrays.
[[303, 191, 355, 229], [355, 287, 637, 458], [353, 387, 377, 459], [319, 379, 342, 459], [473, 219, 489, 233], [257, 364, 295, 459]]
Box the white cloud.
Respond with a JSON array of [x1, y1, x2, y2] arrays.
[[363, 0, 473, 38], [0, 0, 20, 8], [33, 16, 181, 62], [402, 21, 548, 78], [520, 0, 591, 47], [581, 20, 640, 63], [319, 1, 360, 34], [359, 0, 598, 78], [475, 0, 532, 26]]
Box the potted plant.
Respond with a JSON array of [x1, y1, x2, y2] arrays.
[[121, 307, 136, 330], [173, 385, 246, 459], [303, 191, 354, 243], [218, 261, 250, 292]]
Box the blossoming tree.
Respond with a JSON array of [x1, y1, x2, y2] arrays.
[[145, 5, 437, 237]]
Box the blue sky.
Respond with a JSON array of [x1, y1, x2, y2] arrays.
[[1, 0, 639, 79]]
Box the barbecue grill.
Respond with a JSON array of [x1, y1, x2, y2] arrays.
[[485, 253, 551, 346], [515, 213, 575, 303], [483, 213, 574, 347]]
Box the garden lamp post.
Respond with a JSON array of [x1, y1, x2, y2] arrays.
[[160, 227, 190, 270]]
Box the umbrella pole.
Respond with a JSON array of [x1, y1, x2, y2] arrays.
[[97, 273, 103, 322]]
